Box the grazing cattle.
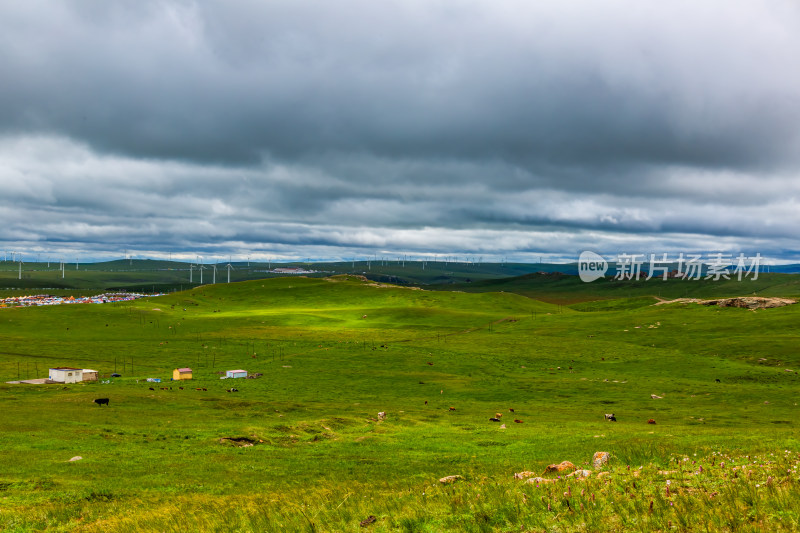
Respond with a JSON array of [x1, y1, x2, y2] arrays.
[[196, 388, 203, 391], [226, 388, 239, 393], [179, 387, 184, 390], [605, 413, 617, 422], [509, 408, 515, 413], [449, 407, 456, 411], [93, 398, 109, 406], [514, 419, 523, 423], [489, 417, 501, 422], [424, 400, 428, 405], [647, 419, 656, 424], [149, 387, 155, 391], [494, 413, 503, 418], [203, 388, 207, 391], [715, 378, 721, 383], [427, 362, 434, 366]]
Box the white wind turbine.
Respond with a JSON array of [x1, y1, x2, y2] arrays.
[[226, 262, 234, 283], [18, 255, 23, 280], [212, 263, 217, 284]]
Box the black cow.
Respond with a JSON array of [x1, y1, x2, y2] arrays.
[[93, 398, 110, 406]]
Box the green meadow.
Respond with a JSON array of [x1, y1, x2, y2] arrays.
[[1, 275, 800, 531]]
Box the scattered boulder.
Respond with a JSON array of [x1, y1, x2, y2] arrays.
[[543, 461, 576, 475], [68, 456, 83, 462], [514, 471, 537, 480], [592, 451, 610, 470], [703, 297, 795, 309], [499, 424, 506, 429], [524, 477, 555, 484], [360, 515, 377, 527], [219, 436, 258, 447], [439, 475, 464, 484], [651, 394, 663, 399], [568, 469, 593, 479]]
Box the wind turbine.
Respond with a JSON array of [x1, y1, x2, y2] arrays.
[[189, 263, 193, 283], [60, 259, 65, 279], [226, 262, 234, 283], [199, 263, 205, 284], [212, 263, 217, 284], [18, 256, 23, 280]]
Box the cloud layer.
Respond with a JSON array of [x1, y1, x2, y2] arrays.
[[1, 1, 799, 262]]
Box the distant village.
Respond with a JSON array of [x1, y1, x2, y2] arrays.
[[260, 267, 321, 274], [0, 292, 162, 308]]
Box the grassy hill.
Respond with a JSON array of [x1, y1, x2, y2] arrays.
[[0, 259, 569, 292], [433, 271, 800, 305], [1, 276, 800, 531]]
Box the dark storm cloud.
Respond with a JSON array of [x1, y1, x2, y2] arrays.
[[1, 1, 800, 261]]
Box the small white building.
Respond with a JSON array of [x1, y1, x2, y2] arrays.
[[49, 367, 83, 383], [226, 369, 248, 379], [82, 369, 98, 381]]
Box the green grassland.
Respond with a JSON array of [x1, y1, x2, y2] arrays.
[[1, 275, 800, 531]]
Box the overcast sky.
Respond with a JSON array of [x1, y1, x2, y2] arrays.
[[1, 0, 799, 263]]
